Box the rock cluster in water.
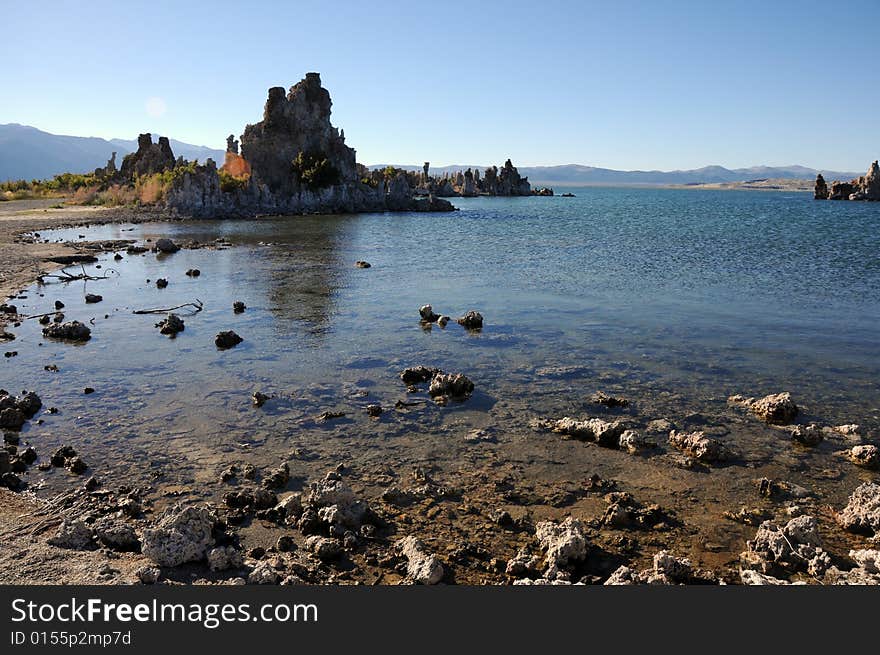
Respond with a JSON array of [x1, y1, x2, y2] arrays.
[[814, 160, 880, 201]]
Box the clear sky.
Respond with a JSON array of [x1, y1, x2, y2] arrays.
[[2, 0, 878, 171]]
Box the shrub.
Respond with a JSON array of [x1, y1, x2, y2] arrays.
[[137, 176, 166, 204], [292, 151, 340, 190], [97, 185, 137, 206], [70, 185, 100, 205], [219, 169, 248, 194]]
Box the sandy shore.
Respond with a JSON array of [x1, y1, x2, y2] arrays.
[[0, 199, 172, 302]]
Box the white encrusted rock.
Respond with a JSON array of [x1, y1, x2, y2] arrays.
[[396, 536, 444, 585], [207, 545, 243, 572], [838, 482, 880, 535], [535, 517, 587, 568], [141, 504, 215, 567]]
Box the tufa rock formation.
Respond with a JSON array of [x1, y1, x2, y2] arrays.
[[815, 160, 880, 201], [120, 133, 176, 181], [164, 73, 454, 217], [94, 152, 117, 178], [240, 72, 357, 195], [814, 174, 827, 200]]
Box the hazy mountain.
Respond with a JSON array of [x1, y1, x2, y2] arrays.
[[1, 123, 860, 186], [370, 163, 861, 186], [0, 124, 224, 181]]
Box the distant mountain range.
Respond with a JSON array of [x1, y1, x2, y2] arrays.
[[370, 163, 861, 187], [0, 123, 860, 186], [0, 124, 225, 181]]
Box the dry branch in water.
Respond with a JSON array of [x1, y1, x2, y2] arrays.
[[36, 264, 118, 284], [132, 299, 204, 315]]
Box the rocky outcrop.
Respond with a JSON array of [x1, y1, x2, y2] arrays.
[[163, 73, 454, 217], [849, 160, 880, 200], [814, 173, 828, 199], [816, 160, 880, 201], [119, 133, 176, 180], [241, 73, 358, 194], [94, 152, 117, 178]]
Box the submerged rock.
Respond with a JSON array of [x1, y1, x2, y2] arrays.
[[400, 366, 440, 384], [419, 304, 440, 323], [157, 313, 185, 336], [0, 390, 41, 430], [154, 238, 180, 253], [729, 392, 798, 425], [215, 330, 243, 349], [668, 430, 729, 462], [789, 423, 823, 447], [262, 463, 290, 490], [428, 372, 474, 400], [456, 310, 483, 330], [601, 492, 669, 530], [590, 391, 629, 408], [42, 320, 91, 342]]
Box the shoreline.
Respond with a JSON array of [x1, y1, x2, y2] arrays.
[[1, 198, 878, 586], [0, 199, 175, 303]]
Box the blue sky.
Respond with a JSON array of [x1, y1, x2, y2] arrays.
[[2, 0, 878, 170]]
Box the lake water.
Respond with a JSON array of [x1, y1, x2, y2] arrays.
[[3, 186, 879, 579]]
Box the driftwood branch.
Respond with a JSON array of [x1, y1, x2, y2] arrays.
[[133, 299, 204, 315], [37, 264, 118, 283]]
